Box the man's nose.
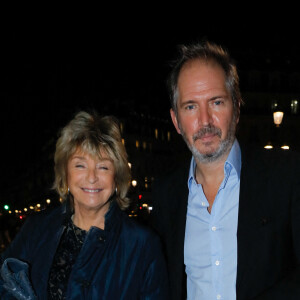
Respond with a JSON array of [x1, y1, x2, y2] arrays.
[[198, 107, 212, 126]]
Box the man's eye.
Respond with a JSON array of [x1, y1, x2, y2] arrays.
[[214, 100, 222, 106], [185, 104, 195, 110]]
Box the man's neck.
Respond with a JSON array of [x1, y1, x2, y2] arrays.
[[195, 157, 226, 186], [194, 149, 231, 212]]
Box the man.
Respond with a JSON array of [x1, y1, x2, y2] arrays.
[[150, 40, 300, 299]]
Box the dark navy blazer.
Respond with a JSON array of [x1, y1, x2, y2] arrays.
[[151, 145, 300, 300]]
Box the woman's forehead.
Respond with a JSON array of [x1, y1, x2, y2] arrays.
[[71, 147, 112, 161]]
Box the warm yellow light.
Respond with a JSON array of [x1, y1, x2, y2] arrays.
[[128, 162, 132, 168], [154, 129, 158, 139], [132, 180, 137, 187], [264, 144, 273, 149], [37, 203, 41, 208], [281, 145, 290, 150], [24, 208, 27, 212], [167, 131, 171, 141], [273, 111, 284, 127], [46, 199, 51, 204], [30, 206, 34, 210]]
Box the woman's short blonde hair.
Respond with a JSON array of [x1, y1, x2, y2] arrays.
[[53, 110, 131, 210]]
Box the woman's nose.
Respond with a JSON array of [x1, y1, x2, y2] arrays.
[[87, 169, 98, 183]]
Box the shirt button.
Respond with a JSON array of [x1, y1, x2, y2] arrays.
[[201, 202, 206, 206], [212, 226, 217, 231], [215, 260, 220, 266], [217, 294, 221, 299]]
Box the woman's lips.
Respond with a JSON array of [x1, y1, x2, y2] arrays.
[[82, 188, 102, 193]]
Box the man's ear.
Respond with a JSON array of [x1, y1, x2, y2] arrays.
[[170, 108, 181, 134]]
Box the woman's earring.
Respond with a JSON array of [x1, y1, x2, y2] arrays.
[[68, 187, 70, 194], [115, 187, 118, 194]]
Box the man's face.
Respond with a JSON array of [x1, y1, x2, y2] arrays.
[[170, 60, 239, 164]]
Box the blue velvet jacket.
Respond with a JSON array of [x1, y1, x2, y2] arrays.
[[0, 200, 169, 299]]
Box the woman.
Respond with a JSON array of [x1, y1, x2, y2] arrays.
[[0, 111, 169, 299]]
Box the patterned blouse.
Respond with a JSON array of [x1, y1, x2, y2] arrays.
[[47, 217, 86, 299]]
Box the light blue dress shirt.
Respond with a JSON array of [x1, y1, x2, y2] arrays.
[[184, 139, 241, 300]]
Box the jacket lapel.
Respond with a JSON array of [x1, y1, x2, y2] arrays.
[[236, 148, 271, 292]]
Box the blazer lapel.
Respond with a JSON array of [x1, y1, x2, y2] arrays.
[[236, 148, 271, 292]]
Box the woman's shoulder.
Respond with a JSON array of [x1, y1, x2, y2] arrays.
[[119, 212, 160, 243], [20, 203, 65, 231]]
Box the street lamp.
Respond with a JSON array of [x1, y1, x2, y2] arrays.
[[273, 111, 284, 127]]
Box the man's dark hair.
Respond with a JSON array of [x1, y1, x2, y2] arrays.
[[167, 40, 243, 116]]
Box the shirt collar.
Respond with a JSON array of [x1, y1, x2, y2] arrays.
[[188, 138, 241, 188], [226, 139, 241, 179]]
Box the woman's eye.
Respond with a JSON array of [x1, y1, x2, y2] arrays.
[[75, 164, 84, 168], [98, 165, 108, 170]]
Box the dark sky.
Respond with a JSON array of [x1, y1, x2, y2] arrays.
[[1, 18, 300, 200]]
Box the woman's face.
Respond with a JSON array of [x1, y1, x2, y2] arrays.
[[67, 149, 116, 213]]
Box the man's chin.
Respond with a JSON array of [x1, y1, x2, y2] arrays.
[[194, 143, 219, 156], [191, 139, 233, 163]]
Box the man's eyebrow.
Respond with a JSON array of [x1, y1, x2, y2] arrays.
[[209, 95, 229, 101], [179, 100, 197, 107]]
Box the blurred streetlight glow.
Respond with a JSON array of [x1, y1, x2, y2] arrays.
[[264, 143, 273, 149], [281, 145, 289, 150], [291, 100, 298, 114]]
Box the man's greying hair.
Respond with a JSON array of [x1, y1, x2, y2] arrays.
[[167, 40, 243, 116], [53, 110, 131, 210]]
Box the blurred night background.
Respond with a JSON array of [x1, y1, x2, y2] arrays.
[[1, 15, 300, 249]]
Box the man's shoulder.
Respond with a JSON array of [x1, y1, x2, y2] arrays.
[[152, 155, 191, 188], [240, 142, 300, 170]]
